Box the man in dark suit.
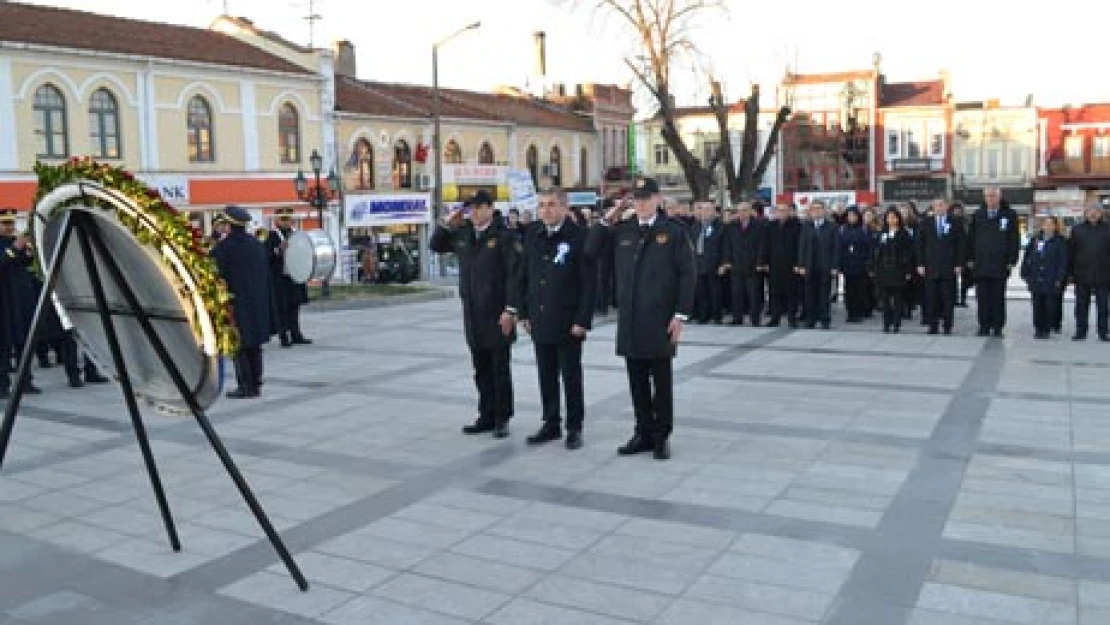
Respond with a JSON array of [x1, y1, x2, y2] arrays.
[[1068, 206, 1110, 341], [692, 201, 725, 324], [966, 186, 1020, 337], [766, 203, 803, 327], [212, 206, 272, 399], [430, 190, 521, 438], [916, 198, 965, 335], [266, 209, 311, 348], [721, 202, 769, 326], [797, 201, 840, 329], [0, 210, 41, 397], [591, 177, 695, 460], [519, 188, 596, 450]]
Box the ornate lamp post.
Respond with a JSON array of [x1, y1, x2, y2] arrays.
[[294, 148, 339, 297]]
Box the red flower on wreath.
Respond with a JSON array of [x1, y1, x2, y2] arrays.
[[145, 189, 161, 200], [121, 171, 134, 181]]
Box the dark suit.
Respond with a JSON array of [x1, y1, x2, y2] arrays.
[[266, 228, 310, 344], [590, 212, 695, 442], [1021, 235, 1068, 334], [871, 229, 915, 330], [722, 219, 768, 325], [797, 220, 840, 326], [966, 205, 1020, 332], [766, 217, 802, 325], [431, 220, 521, 426], [0, 236, 40, 391], [212, 228, 272, 395], [916, 214, 966, 332], [1068, 220, 1110, 338], [692, 218, 725, 323], [519, 219, 596, 432]]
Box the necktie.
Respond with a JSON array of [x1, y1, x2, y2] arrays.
[[937, 217, 943, 235], [696, 225, 706, 255]]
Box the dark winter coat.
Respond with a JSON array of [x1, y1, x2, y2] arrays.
[[797, 219, 840, 273], [838, 224, 872, 276], [212, 228, 272, 348], [870, 229, 915, 289], [1067, 220, 1110, 286], [0, 236, 36, 348], [692, 218, 726, 276], [966, 204, 1021, 279], [766, 217, 801, 284], [1021, 234, 1068, 295], [916, 214, 966, 280], [519, 218, 596, 344], [722, 219, 768, 275]]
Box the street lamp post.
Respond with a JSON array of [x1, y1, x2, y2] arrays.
[[294, 148, 339, 298], [432, 21, 481, 220]]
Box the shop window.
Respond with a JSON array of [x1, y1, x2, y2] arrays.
[[478, 141, 494, 164], [187, 95, 214, 163], [444, 139, 462, 164], [88, 88, 120, 159], [33, 84, 68, 159], [886, 129, 901, 159], [393, 140, 412, 189], [1094, 136, 1110, 159], [278, 103, 300, 164]]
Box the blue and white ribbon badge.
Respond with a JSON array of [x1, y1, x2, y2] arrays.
[[554, 242, 571, 265]]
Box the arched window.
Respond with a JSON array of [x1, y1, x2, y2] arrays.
[[355, 138, 374, 190], [478, 141, 495, 165], [444, 139, 462, 164], [393, 139, 412, 189], [549, 145, 562, 187], [526, 144, 539, 188], [187, 95, 214, 163], [88, 88, 120, 159], [33, 84, 68, 159], [579, 148, 588, 186], [278, 103, 300, 164]]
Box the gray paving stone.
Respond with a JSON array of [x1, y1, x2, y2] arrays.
[[322, 595, 472, 625], [451, 534, 578, 572], [685, 574, 833, 620], [413, 552, 542, 595], [268, 551, 395, 592], [219, 571, 354, 618], [373, 572, 511, 620], [483, 597, 638, 625], [487, 516, 605, 550], [613, 518, 734, 550], [317, 531, 439, 569], [917, 582, 1077, 625], [524, 574, 670, 621], [655, 598, 813, 625], [558, 552, 697, 596]]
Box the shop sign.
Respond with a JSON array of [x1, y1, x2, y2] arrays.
[[446, 165, 503, 185], [793, 191, 856, 209], [344, 193, 431, 226], [1035, 188, 1084, 203], [882, 178, 948, 202], [138, 175, 189, 205], [567, 191, 597, 206], [508, 170, 538, 210]]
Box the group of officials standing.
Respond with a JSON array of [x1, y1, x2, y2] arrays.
[[433, 178, 695, 461]]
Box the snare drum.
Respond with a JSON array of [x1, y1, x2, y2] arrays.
[[284, 230, 336, 283]]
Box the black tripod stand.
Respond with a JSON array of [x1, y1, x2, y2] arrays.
[[0, 208, 308, 591]]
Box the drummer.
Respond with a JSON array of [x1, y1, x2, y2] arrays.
[[266, 209, 312, 348]]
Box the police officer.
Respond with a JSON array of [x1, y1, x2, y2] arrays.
[[519, 188, 596, 450], [0, 209, 41, 396], [266, 209, 312, 347], [430, 190, 521, 438], [212, 206, 271, 399], [592, 177, 695, 460]]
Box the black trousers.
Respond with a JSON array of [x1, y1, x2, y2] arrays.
[[694, 273, 722, 322], [534, 340, 584, 432], [471, 345, 513, 425], [924, 278, 957, 330], [233, 347, 263, 393], [844, 274, 870, 320], [1032, 293, 1058, 334], [959, 270, 973, 304], [804, 272, 832, 325], [767, 275, 800, 323], [880, 287, 904, 330], [280, 303, 306, 342], [1075, 283, 1109, 337], [61, 331, 101, 382], [596, 261, 614, 314], [731, 273, 764, 325], [719, 275, 732, 314], [975, 278, 1007, 331], [625, 358, 673, 441]]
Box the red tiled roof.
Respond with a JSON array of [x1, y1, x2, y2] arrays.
[[881, 80, 945, 107], [0, 2, 310, 75], [336, 77, 594, 132]]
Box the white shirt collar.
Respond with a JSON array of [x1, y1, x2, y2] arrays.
[[546, 218, 566, 235], [639, 215, 657, 228]]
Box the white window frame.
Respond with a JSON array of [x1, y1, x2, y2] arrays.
[[1009, 147, 1024, 177], [987, 149, 1000, 179], [1065, 136, 1084, 160], [654, 143, 669, 166], [886, 128, 902, 159], [1093, 136, 1110, 159], [904, 127, 922, 159], [961, 147, 977, 177], [927, 120, 945, 159]]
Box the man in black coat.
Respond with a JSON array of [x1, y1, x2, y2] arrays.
[[1068, 205, 1110, 341], [430, 190, 521, 439], [211, 207, 272, 399], [691, 201, 725, 324], [594, 198, 618, 316], [916, 198, 965, 335], [966, 187, 1020, 337], [797, 201, 840, 329], [590, 177, 695, 461], [0, 210, 41, 396], [766, 204, 803, 327], [721, 202, 769, 326], [266, 209, 312, 348], [518, 188, 596, 450]]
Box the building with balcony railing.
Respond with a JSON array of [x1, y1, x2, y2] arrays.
[[1036, 103, 1110, 219]]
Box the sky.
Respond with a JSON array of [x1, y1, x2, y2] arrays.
[[23, 0, 1110, 110]]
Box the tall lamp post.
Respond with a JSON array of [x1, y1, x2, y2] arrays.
[[432, 21, 481, 219], [294, 149, 339, 298]]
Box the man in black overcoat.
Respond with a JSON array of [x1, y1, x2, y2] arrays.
[[0, 210, 41, 396], [766, 203, 803, 327], [1068, 205, 1110, 341], [916, 198, 965, 335], [212, 206, 272, 399], [721, 202, 769, 326], [266, 209, 311, 347], [966, 186, 1020, 337], [691, 201, 725, 324], [797, 201, 840, 329], [519, 188, 596, 450], [590, 177, 695, 461], [430, 190, 521, 439]]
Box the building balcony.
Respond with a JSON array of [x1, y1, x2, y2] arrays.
[[1046, 158, 1110, 177]]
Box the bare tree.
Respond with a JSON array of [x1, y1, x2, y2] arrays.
[[559, 0, 791, 202]]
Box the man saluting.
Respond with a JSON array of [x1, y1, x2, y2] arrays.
[[591, 177, 695, 460], [430, 191, 521, 438]]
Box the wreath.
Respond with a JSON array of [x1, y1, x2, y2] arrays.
[[33, 156, 239, 356]]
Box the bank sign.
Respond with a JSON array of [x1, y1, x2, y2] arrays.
[[344, 193, 432, 226]]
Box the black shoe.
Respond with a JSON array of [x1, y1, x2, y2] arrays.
[[943, 327, 953, 336], [821, 322, 831, 330], [565, 431, 583, 450], [85, 373, 110, 384], [68, 378, 84, 388], [1100, 334, 1110, 343], [883, 326, 890, 333], [893, 326, 901, 333], [280, 340, 292, 348], [653, 440, 671, 461], [37, 357, 51, 369], [927, 326, 939, 335], [526, 426, 562, 445], [462, 420, 495, 435], [977, 328, 990, 337], [22, 384, 41, 395], [766, 318, 781, 328], [993, 329, 1004, 338], [1053, 327, 1062, 334], [0, 387, 8, 400], [493, 423, 510, 439], [618, 435, 653, 456], [225, 388, 253, 399], [788, 321, 798, 329], [1073, 333, 1087, 341], [291, 337, 313, 345]]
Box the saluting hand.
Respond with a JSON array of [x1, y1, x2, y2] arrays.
[[570, 325, 587, 339], [667, 318, 684, 344], [447, 209, 465, 229]]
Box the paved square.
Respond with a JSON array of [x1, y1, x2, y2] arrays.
[[1, 293, 1110, 624]]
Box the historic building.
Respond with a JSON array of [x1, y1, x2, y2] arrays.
[[544, 82, 635, 198], [876, 73, 952, 206], [951, 101, 1038, 220], [1035, 103, 1110, 222]]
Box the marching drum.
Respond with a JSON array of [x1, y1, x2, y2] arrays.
[[284, 229, 336, 283]]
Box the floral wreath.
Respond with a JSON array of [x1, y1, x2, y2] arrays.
[[33, 156, 239, 356]]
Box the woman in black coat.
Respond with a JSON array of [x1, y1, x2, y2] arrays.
[[1021, 216, 1069, 339], [870, 208, 915, 333]]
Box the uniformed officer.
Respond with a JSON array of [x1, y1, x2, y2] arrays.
[[519, 188, 596, 450], [266, 209, 312, 347], [212, 206, 271, 399], [430, 190, 521, 438], [591, 177, 695, 460], [0, 209, 41, 396]]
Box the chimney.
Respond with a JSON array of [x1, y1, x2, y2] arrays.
[[333, 40, 356, 77], [533, 31, 547, 78]]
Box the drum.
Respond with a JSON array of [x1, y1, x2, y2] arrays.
[[284, 230, 336, 283]]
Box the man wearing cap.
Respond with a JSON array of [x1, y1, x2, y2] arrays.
[[430, 190, 521, 438], [0, 209, 42, 397], [591, 177, 695, 460], [518, 187, 596, 450], [266, 209, 312, 347], [212, 206, 271, 399]]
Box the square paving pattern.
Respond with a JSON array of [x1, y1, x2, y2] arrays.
[[1, 296, 1109, 624]]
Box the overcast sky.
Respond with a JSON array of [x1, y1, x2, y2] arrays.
[[24, 0, 1110, 109]]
